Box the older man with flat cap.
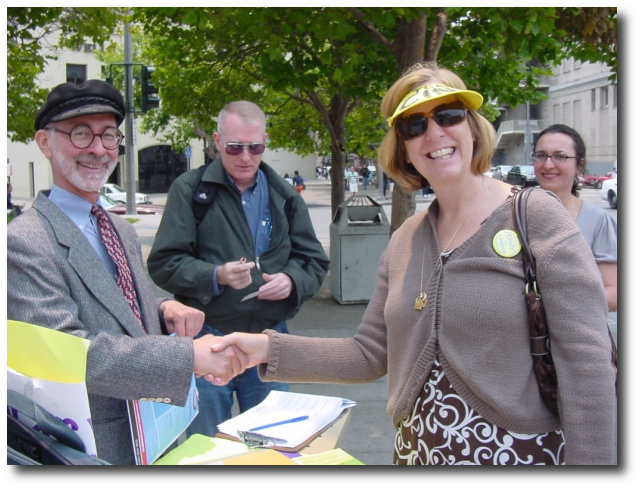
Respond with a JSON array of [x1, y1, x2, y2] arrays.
[[7, 79, 248, 464]]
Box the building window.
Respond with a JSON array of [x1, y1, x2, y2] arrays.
[[591, 89, 597, 112], [66, 64, 86, 84], [600, 87, 609, 109], [562, 102, 570, 125], [572, 100, 581, 133], [553, 104, 560, 124]]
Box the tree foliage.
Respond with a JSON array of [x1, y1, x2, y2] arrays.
[[7, 7, 124, 142], [133, 6, 616, 228], [8, 7, 616, 229]]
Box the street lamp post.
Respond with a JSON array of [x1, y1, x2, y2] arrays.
[[524, 101, 532, 165], [124, 20, 137, 216]]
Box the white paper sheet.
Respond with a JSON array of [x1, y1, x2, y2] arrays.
[[217, 391, 355, 449]]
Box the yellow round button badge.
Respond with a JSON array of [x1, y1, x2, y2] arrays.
[[492, 230, 521, 258]]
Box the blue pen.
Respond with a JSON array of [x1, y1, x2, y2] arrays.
[[263, 217, 272, 238], [250, 415, 309, 431]]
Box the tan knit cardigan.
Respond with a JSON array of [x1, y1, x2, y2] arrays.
[[259, 188, 616, 465]]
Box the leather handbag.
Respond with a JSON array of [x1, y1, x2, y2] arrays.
[[512, 187, 617, 416]]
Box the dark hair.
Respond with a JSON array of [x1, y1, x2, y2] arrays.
[[535, 124, 586, 196]]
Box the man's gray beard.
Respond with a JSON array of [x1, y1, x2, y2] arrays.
[[51, 142, 117, 193]]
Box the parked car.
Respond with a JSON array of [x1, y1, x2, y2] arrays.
[[490, 165, 513, 182], [101, 183, 151, 204], [600, 177, 617, 209], [505, 165, 538, 187], [100, 195, 164, 215], [581, 172, 614, 189]]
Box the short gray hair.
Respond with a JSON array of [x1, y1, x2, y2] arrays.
[[217, 101, 266, 135]]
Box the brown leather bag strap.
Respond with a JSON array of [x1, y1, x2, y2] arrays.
[[512, 187, 537, 288]]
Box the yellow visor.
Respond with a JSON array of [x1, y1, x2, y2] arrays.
[[388, 83, 483, 127]]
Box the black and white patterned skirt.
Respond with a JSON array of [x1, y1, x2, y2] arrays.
[[394, 355, 565, 465]]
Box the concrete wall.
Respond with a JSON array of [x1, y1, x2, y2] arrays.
[[492, 60, 617, 172], [541, 60, 617, 167], [261, 149, 320, 182]]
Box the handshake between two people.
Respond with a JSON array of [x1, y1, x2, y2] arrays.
[[193, 333, 269, 386], [160, 298, 269, 386]]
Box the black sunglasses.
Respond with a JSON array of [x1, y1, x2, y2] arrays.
[[224, 142, 266, 156], [395, 102, 468, 141]]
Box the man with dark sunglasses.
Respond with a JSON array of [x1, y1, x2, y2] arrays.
[[148, 100, 329, 438]]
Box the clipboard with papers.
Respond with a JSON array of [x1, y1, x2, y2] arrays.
[[216, 391, 356, 452]]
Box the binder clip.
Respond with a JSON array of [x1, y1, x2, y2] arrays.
[[237, 430, 287, 448]]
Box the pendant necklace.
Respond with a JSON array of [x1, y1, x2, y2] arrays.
[[414, 180, 484, 311]]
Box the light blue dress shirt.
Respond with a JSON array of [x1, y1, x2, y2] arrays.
[[211, 169, 272, 295], [48, 184, 118, 280]]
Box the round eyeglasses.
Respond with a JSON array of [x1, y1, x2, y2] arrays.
[[50, 125, 124, 150], [532, 152, 579, 164]]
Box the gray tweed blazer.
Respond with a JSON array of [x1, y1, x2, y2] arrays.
[[7, 191, 195, 464]]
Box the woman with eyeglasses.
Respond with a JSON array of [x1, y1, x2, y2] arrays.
[[214, 63, 616, 465], [533, 124, 617, 311]]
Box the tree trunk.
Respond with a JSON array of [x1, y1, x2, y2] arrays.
[[310, 92, 349, 218], [388, 12, 428, 234], [329, 146, 345, 219]]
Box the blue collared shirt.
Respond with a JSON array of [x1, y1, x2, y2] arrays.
[[48, 184, 118, 280], [212, 169, 272, 295]]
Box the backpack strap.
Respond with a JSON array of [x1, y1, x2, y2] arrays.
[[191, 164, 217, 229]]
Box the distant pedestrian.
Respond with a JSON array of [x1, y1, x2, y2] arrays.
[[359, 166, 371, 190], [292, 170, 305, 193], [7, 183, 23, 215], [348, 167, 359, 196], [284, 173, 293, 186], [382, 172, 390, 198], [143, 164, 153, 189]]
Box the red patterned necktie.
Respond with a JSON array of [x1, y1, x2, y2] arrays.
[[91, 204, 144, 330]]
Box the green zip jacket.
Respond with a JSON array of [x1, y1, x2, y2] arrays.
[[148, 159, 329, 334]]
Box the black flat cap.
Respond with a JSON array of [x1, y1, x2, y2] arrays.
[[35, 79, 126, 131]]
